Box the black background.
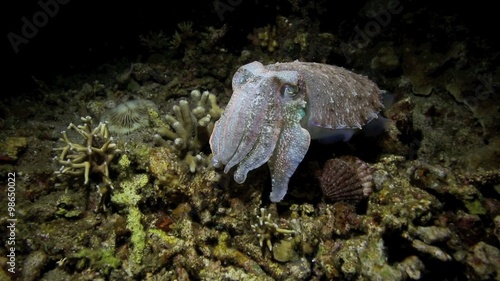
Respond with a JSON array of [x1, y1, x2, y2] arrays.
[[3, 0, 497, 97]]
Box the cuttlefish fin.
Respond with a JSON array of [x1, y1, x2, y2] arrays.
[[268, 125, 310, 202]]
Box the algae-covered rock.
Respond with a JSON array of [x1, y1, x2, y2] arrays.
[[465, 199, 487, 215], [72, 248, 121, 276], [408, 225, 451, 244], [466, 242, 500, 280], [272, 239, 299, 262], [0, 136, 27, 162], [21, 250, 48, 281], [55, 193, 84, 218]]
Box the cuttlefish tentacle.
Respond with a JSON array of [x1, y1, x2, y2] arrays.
[[268, 99, 310, 202]]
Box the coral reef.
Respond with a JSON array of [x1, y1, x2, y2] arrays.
[[149, 146, 189, 187], [148, 144, 221, 201], [2, 1, 499, 280], [139, 30, 169, 52], [401, 42, 465, 96], [53, 116, 120, 191], [169, 21, 194, 50], [100, 99, 157, 134]]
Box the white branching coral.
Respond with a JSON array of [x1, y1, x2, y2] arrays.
[[151, 89, 222, 172], [251, 207, 295, 251], [53, 116, 120, 190]]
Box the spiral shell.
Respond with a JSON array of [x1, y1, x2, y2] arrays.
[[319, 155, 374, 202]]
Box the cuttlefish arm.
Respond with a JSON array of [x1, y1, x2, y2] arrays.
[[268, 98, 310, 202]]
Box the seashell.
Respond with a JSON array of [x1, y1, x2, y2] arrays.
[[100, 99, 157, 134], [319, 155, 374, 202]]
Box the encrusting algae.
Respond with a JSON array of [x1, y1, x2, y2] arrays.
[[111, 174, 149, 267]]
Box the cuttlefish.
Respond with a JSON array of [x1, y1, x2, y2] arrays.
[[209, 61, 383, 202]]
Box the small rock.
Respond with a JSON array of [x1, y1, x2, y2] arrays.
[[466, 242, 500, 280], [21, 250, 48, 281], [273, 239, 299, 262]]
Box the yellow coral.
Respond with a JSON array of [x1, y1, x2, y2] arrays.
[[128, 207, 146, 264], [118, 154, 131, 169], [148, 228, 184, 248], [112, 174, 148, 206], [249, 25, 279, 52], [111, 174, 149, 264]]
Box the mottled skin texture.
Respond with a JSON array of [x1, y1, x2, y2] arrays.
[[210, 61, 383, 202]]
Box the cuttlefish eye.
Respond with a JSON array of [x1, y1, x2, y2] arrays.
[[280, 84, 299, 99]]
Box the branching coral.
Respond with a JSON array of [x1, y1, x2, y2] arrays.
[[251, 207, 295, 251], [151, 89, 222, 172], [53, 116, 120, 191], [169, 21, 195, 50], [248, 25, 279, 52], [139, 30, 169, 52]]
